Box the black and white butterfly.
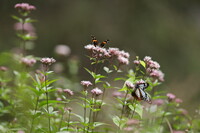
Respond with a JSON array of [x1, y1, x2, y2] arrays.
[[132, 83, 152, 103]]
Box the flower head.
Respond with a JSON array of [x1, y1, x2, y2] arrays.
[[126, 119, 140, 125], [136, 79, 146, 84], [81, 81, 92, 87], [0, 66, 8, 72], [40, 57, 56, 65], [21, 57, 36, 67], [133, 60, 140, 65], [125, 81, 135, 89], [117, 56, 129, 65], [152, 99, 165, 106], [175, 98, 183, 104], [144, 56, 152, 62], [91, 88, 103, 96], [167, 93, 176, 101], [63, 89, 74, 96], [15, 3, 36, 12]]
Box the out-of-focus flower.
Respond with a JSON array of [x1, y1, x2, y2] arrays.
[[54, 44, 71, 57], [56, 88, 63, 93], [173, 130, 186, 133], [167, 93, 176, 101], [15, 3, 36, 12], [119, 50, 130, 58], [178, 108, 188, 115], [175, 98, 183, 104], [14, 22, 36, 36], [125, 81, 135, 89], [17, 130, 25, 133], [81, 81, 92, 87], [126, 119, 140, 125], [40, 57, 56, 65], [112, 91, 124, 97], [63, 89, 74, 96], [117, 56, 129, 65], [152, 99, 165, 106], [133, 60, 140, 65], [84, 44, 95, 51], [123, 127, 133, 131], [56, 97, 62, 101], [91, 88, 103, 96], [21, 57, 36, 67], [65, 107, 72, 112], [0, 66, 8, 71]]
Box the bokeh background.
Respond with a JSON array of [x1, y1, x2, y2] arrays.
[[1, 0, 200, 113]]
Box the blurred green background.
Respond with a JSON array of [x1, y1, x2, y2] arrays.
[[1, 0, 200, 113]]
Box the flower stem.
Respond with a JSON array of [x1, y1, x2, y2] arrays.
[[83, 90, 87, 133], [44, 73, 51, 133], [30, 96, 39, 133]]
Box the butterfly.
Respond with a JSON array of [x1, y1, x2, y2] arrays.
[[131, 82, 152, 103], [91, 35, 109, 47]]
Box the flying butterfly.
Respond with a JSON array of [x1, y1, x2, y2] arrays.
[[91, 35, 109, 47], [132, 82, 152, 104]]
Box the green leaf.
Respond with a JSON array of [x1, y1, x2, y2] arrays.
[[135, 103, 143, 118], [72, 113, 84, 122], [112, 116, 120, 127], [39, 100, 63, 107], [93, 122, 106, 127], [24, 18, 37, 23], [140, 60, 146, 68], [11, 15, 23, 22], [103, 67, 113, 73]]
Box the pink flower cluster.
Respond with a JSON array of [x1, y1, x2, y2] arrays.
[[63, 89, 74, 96], [143, 56, 164, 81], [91, 87, 103, 96], [21, 57, 36, 67], [54, 45, 71, 57], [40, 57, 56, 65], [14, 3, 36, 12], [81, 80, 92, 87], [125, 81, 135, 89], [84, 44, 130, 65]]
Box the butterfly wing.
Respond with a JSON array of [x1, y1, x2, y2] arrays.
[[133, 88, 152, 104]]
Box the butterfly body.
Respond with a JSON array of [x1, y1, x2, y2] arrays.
[[91, 35, 109, 47]]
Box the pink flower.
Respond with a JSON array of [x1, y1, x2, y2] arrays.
[[126, 119, 140, 125], [175, 98, 183, 103], [119, 50, 130, 58], [125, 81, 135, 89], [84, 44, 95, 50], [178, 108, 188, 115], [152, 99, 165, 106], [133, 60, 140, 65], [112, 91, 124, 97], [54, 45, 71, 57], [63, 89, 74, 96], [173, 130, 186, 133], [17, 130, 25, 133], [143, 56, 152, 62], [56, 88, 63, 93], [167, 93, 176, 101], [148, 60, 160, 69], [123, 127, 133, 131], [40, 57, 56, 65], [21, 57, 36, 67], [117, 56, 129, 65], [136, 79, 145, 84], [56, 97, 62, 101], [108, 47, 120, 56], [150, 69, 164, 81], [81, 81, 92, 87], [91, 88, 103, 96], [15, 3, 36, 12], [0, 66, 8, 71], [14, 23, 35, 35]]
